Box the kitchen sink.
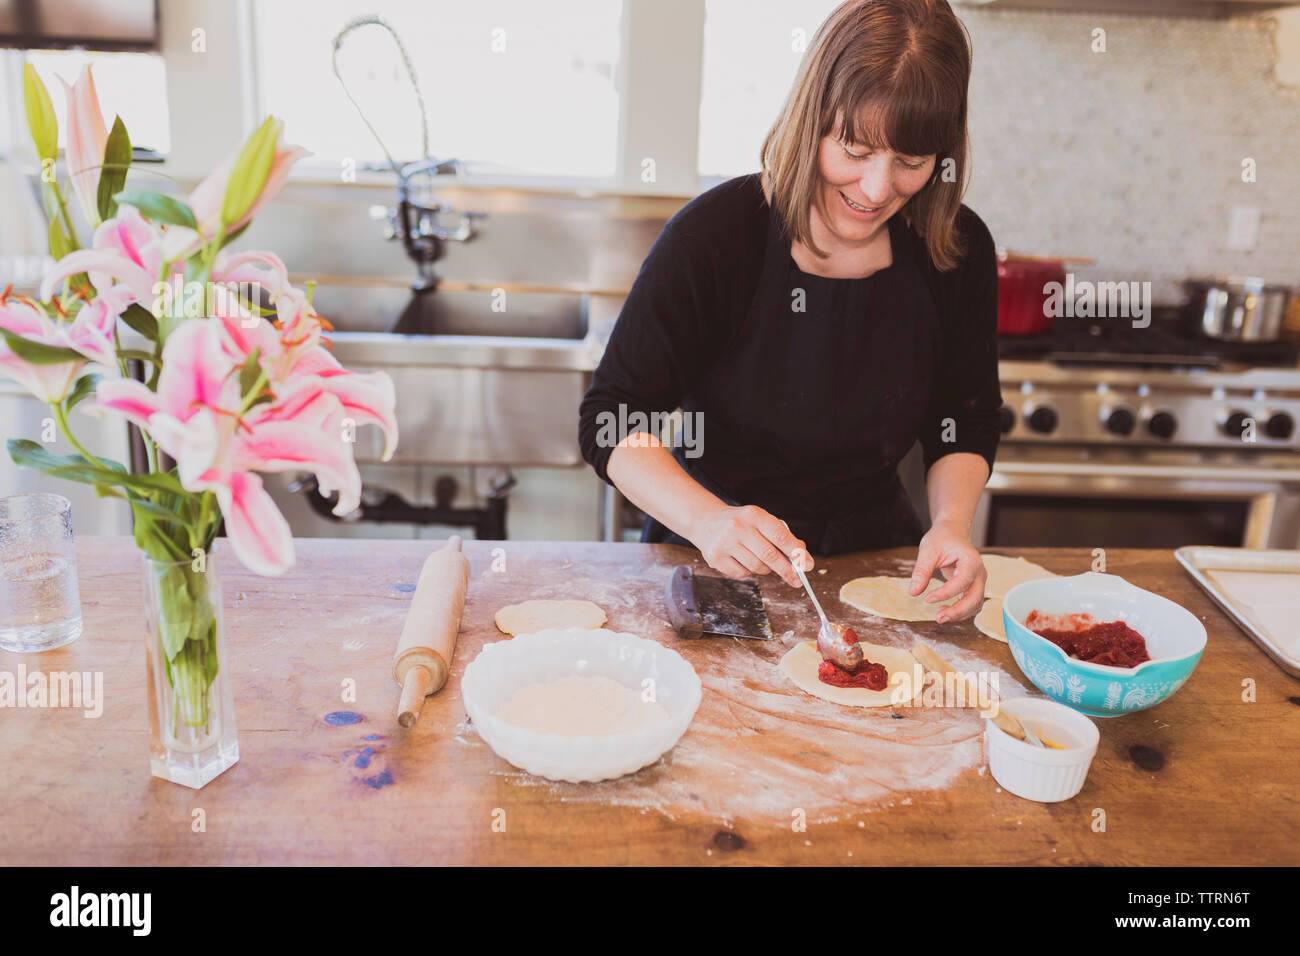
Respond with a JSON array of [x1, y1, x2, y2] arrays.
[[304, 283, 605, 468], [311, 285, 590, 339]]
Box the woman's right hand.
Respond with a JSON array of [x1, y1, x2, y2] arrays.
[[689, 503, 810, 588]]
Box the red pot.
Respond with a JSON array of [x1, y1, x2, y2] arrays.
[[997, 253, 1066, 336]]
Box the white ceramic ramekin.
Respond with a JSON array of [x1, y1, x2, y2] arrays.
[[461, 627, 702, 783], [985, 696, 1100, 802]]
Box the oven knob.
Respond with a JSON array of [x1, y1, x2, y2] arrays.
[[1266, 412, 1295, 440], [1222, 410, 1252, 439], [1103, 406, 1136, 436], [1147, 410, 1177, 440], [998, 405, 1016, 435], [1026, 405, 1058, 434]]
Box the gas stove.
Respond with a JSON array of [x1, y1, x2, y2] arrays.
[[996, 310, 1300, 452], [997, 307, 1300, 372], [975, 310, 1300, 550]]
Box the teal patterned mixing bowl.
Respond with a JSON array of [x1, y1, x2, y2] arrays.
[[1001, 572, 1206, 717]]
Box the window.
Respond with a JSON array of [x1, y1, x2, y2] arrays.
[[697, 0, 841, 180], [23, 49, 170, 155], [251, 0, 623, 181]]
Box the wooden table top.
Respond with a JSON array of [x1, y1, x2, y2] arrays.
[[2, 536, 1296, 866]]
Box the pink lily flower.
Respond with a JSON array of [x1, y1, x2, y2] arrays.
[[160, 121, 311, 262], [62, 284, 134, 368], [0, 287, 131, 403], [94, 319, 375, 576], [40, 204, 168, 306], [215, 297, 399, 461], [210, 249, 291, 310], [61, 65, 109, 228], [39, 208, 291, 326]]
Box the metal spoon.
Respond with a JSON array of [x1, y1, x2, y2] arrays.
[[792, 557, 863, 671]]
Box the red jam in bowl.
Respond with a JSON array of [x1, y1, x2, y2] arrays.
[[1024, 611, 1151, 668]]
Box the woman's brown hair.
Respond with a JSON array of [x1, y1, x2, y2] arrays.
[[760, 0, 972, 271]]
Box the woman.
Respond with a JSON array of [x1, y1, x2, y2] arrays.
[[578, 0, 1001, 623]]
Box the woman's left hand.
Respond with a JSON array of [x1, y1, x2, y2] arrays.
[[908, 520, 986, 623]]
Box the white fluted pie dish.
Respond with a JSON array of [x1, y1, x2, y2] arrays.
[[461, 627, 702, 783]]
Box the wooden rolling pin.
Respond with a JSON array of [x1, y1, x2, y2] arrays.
[[393, 536, 471, 728]]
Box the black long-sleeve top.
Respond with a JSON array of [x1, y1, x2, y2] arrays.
[[579, 173, 1001, 547]]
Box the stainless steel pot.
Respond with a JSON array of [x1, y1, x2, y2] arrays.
[[1185, 276, 1292, 342]]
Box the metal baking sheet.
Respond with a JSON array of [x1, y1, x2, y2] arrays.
[[1175, 546, 1300, 679]]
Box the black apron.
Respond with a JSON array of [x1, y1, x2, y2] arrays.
[[643, 202, 941, 557]]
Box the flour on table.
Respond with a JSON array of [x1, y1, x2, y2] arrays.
[[778, 640, 923, 707], [494, 599, 606, 636], [981, 554, 1055, 599], [494, 675, 669, 735], [474, 559, 1024, 826], [839, 576, 955, 621]]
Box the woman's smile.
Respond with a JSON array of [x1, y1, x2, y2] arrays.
[[838, 190, 886, 218]]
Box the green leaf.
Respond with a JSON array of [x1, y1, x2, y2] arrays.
[[237, 347, 262, 399], [40, 178, 61, 221], [91, 481, 125, 499], [151, 559, 217, 667], [8, 437, 122, 485], [23, 64, 57, 162], [48, 216, 75, 261], [114, 468, 190, 498], [221, 116, 279, 227], [132, 507, 190, 563], [203, 620, 220, 684], [188, 569, 216, 647], [218, 221, 250, 251], [96, 116, 132, 223], [7, 438, 188, 499], [113, 190, 197, 230], [156, 563, 196, 661], [0, 327, 83, 366], [65, 373, 100, 411], [129, 497, 188, 523], [120, 303, 159, 341]]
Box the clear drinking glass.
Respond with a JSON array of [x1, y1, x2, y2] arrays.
[[0, 493, 84, 652]]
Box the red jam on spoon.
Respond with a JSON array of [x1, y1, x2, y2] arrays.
[[816, 627, 889, 690]]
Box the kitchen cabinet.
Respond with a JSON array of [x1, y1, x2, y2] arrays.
[[3, 536, 1295, 865]]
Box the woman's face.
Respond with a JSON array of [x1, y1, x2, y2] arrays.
[[814, 132, 936, 243]]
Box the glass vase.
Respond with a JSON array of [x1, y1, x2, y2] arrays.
[[142, 544, 239, 788]]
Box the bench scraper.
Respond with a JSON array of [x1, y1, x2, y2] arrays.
[[664, 565, 772, 640]]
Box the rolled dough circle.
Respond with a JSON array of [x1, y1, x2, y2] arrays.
[[839, 576, 953, 622], [778, 640, 924, 708], [974, 597, 1007, 643], [494, 599, 607, 636], [982, 554, 1054, 599]]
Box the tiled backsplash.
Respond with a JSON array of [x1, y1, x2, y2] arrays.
[[961, 8, 1300, 303]]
